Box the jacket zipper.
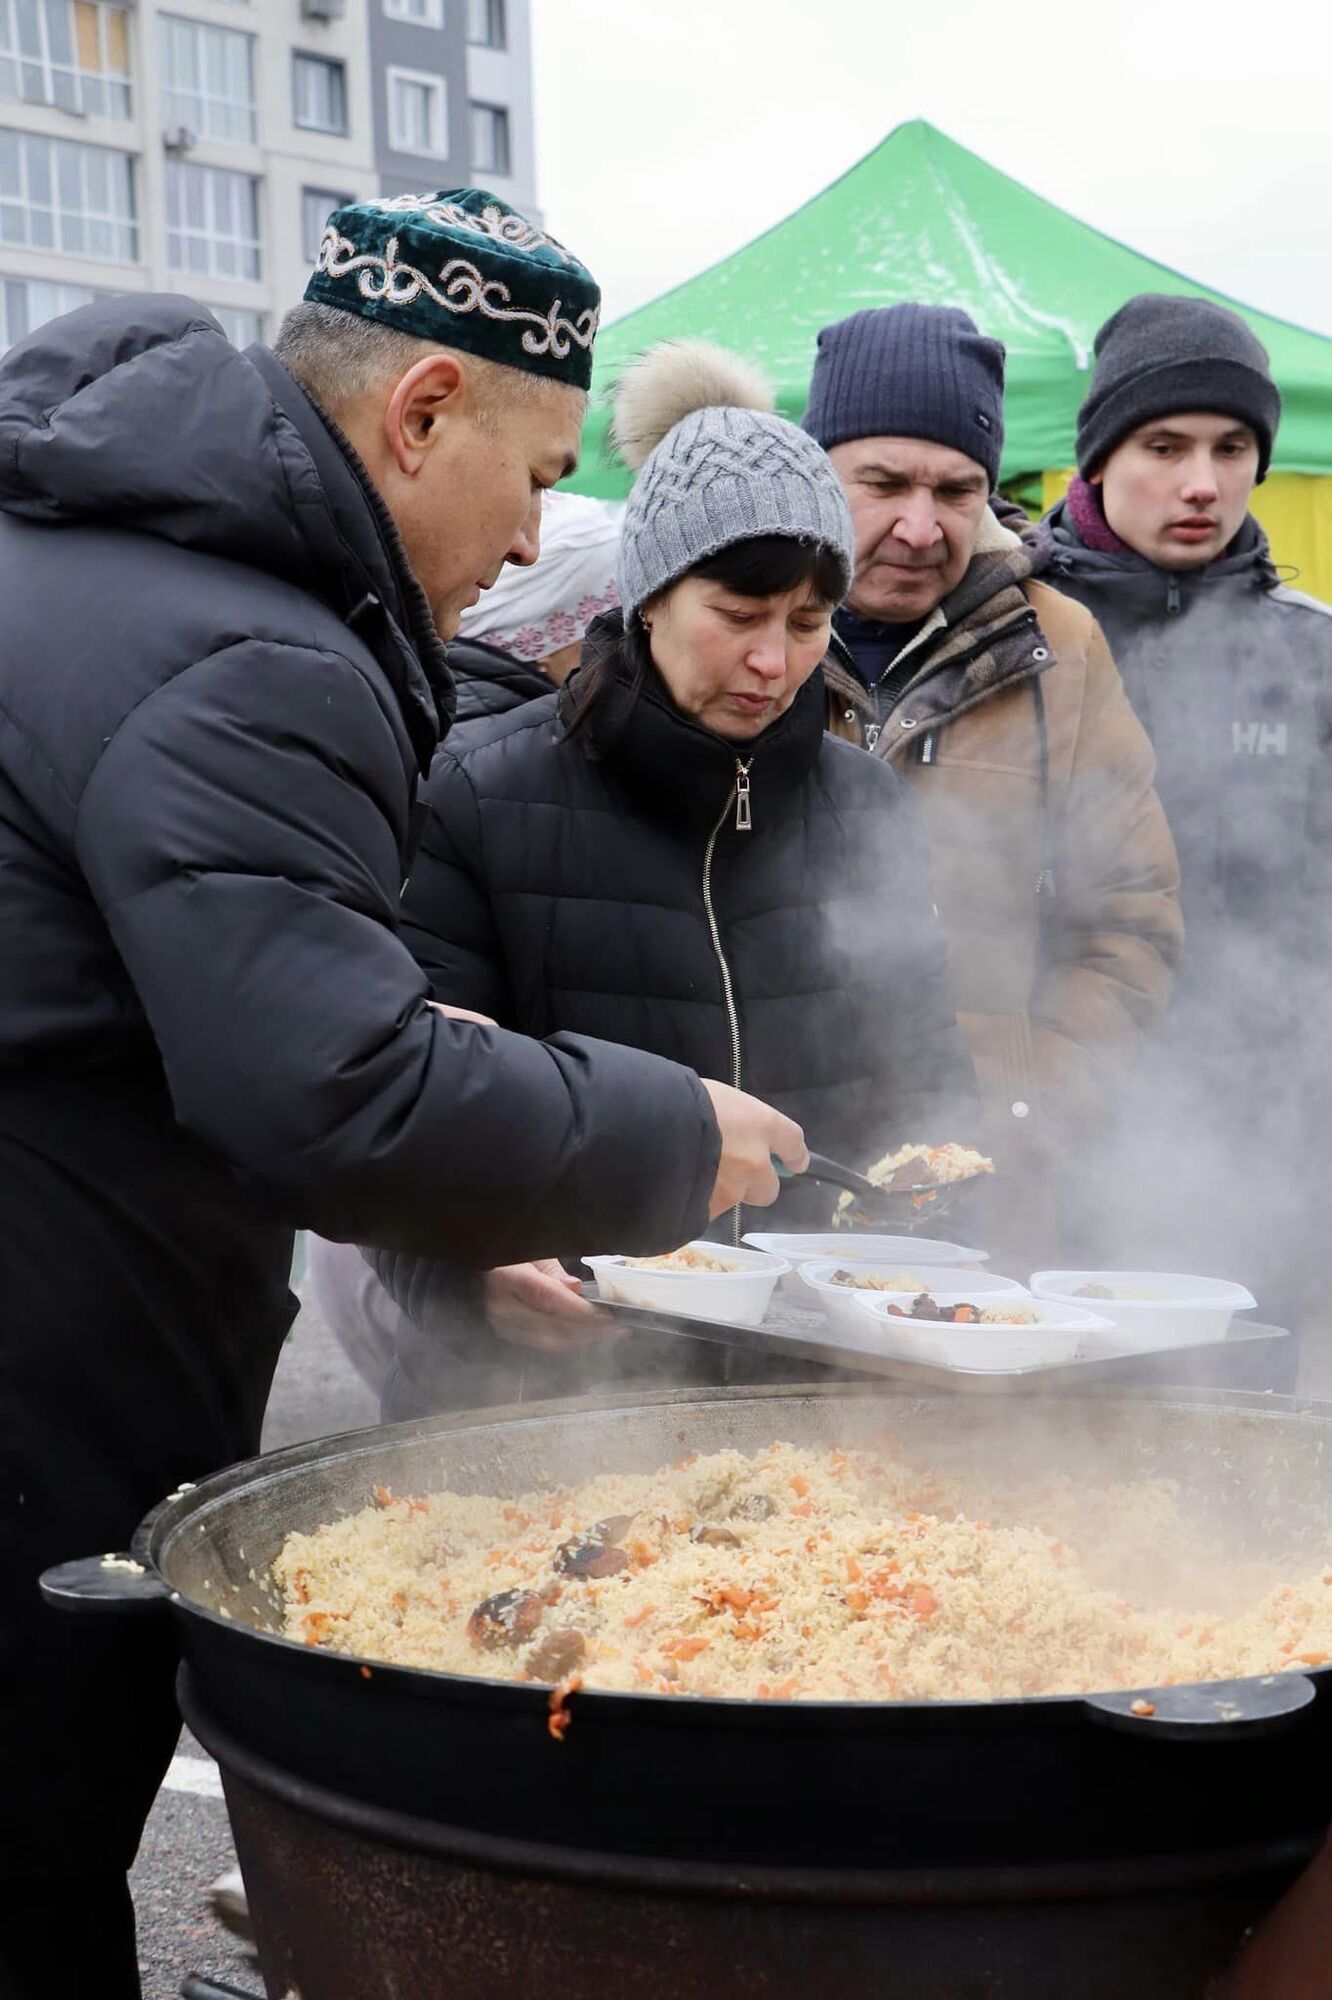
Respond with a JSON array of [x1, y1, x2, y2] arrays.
[[844, 609, 1040, 754], [703, 761, 749, 1244], [1166, 575, 1181, 615]]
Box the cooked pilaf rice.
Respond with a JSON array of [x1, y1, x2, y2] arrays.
[[273, 1440, 1332, 1702]]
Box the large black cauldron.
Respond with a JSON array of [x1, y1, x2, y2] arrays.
[[48, 1386, 1332, 1997]]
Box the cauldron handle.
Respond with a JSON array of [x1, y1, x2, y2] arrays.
[[1084, 1672, 1318, 1741], [39, 1551, 171, 1616]]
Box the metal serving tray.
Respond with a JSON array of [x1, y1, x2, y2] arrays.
[[579, 1285, 1290, 1395]]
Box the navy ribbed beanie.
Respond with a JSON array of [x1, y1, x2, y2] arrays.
[[802, 304, 1006, 487]]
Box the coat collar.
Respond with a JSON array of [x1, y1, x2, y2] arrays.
[[565, 618, 829, 835], [825, 507, 1052, 749], [247, 346, 453, 771], [1043, 498, 1280, 609]]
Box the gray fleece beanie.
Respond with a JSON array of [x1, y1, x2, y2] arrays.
[[1077, 294, 1281, 479], [612, 341, 854, 620]]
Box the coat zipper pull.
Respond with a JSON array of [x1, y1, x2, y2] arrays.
[[1166, 575, 1181, 615], [734, 760, 753, 832]]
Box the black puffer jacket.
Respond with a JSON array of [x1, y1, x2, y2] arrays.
[[374, 631, 979, 1405], [449, 635, 552, 724], [0, 298, 720, 1286]]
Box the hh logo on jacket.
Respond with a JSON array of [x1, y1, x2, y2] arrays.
[[1232, 721, 1288, 757]]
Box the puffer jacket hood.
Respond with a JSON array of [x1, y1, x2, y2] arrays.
[[0, 293, 451, 761]]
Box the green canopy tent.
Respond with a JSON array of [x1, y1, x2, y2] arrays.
[[567, 121, 1332, 600]]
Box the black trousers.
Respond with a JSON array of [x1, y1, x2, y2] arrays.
[[0, 1880, 142, 2000], [0, 1068, 294, 1995]]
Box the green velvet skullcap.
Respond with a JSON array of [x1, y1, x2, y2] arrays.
[[304, 188, 600, 390]]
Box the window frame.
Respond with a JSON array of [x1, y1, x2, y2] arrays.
[[0, 0, 133, 120], [164, 157, 262, 284], [383, 0, 444, 25], [385, 63, 448, 159], [469, 98, 510, 178], [159, 12, 257, 147], [301, 183, 351, 262], [0, 129, 137, 261], [0, 274, 99, 352], [291, 49, 347, 136], [208, 303, 264, 347], [465, 0, 505, 49]]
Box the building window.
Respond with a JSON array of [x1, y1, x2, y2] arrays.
[[0, 0, 131, 119], [384, 0, 443, 23], [159, 14, 256, 147], [0, 130, 136, 259], [301, 184, 350, 262], [209, 303, 263, 347], [165, 159, 260, 282], [0, 274, 98, 351], [470, 100, 509, 177], [292, 52, 346, 135], [466, 0, 505, 48], [387, 66, 446, 158]]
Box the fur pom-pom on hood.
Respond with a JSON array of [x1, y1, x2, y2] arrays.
[[609, 340, 776, 472]]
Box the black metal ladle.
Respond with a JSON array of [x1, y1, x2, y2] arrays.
[[775, 1151, 987, 1227]]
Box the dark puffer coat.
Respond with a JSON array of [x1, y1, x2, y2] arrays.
[[449, 635, 552, 724], [0, 298, 716, 1877], [374, 632, 979, 1412]]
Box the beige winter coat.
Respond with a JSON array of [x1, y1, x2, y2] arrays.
[[826, 510, 1182, 1262]]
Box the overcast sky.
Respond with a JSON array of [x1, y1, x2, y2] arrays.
[[530, 0, 1332, 338]]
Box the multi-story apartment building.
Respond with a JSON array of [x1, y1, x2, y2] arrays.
[[0, 0, 539, 355]]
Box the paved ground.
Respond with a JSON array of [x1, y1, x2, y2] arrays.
[[130, 1271, 378, 2000]]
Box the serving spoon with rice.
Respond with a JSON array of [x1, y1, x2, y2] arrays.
[[774, 1151, 990, 1228]]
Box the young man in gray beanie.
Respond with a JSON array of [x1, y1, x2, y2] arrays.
[[804, 302, 1182, 1270], [1042, 294, 1332, 1364]]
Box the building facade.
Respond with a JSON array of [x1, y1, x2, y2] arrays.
[[0, 0, 539, 354]]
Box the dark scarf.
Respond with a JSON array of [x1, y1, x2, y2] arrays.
[[831, 604, 928, 689]]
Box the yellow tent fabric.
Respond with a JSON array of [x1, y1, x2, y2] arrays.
[[1041, 471, 1332, 604]]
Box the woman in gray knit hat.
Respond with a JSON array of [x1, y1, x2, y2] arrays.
[[361, 341, 980, 1417]]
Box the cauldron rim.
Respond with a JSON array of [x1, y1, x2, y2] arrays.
[[132, 1381, 1332, 1728]]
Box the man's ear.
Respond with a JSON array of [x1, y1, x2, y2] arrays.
[[384, 351, 468, 475]]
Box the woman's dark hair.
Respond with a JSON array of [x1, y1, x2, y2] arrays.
[[562, 533, 844, 740]]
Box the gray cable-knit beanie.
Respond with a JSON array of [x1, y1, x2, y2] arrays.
[[612, 341, 854, 620], [802, 304, 1006, 487], [1077, 295, 1281, 479]]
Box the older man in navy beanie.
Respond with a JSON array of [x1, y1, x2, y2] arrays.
[[1042, 294, 1332, 1369], [805, 302, 1181, 1274]]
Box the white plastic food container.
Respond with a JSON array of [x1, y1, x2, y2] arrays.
[[851, 1289, 1112, 1371], [743, 1232, 989, 1268], [583, 1243, 790, 1326], [799, 1261, 1026, 1335], [1028, 1271, 1258, 1350]]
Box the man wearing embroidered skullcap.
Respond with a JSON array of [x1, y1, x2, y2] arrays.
[[804, 303, 1181, 1272], [0, 192, 806, 1992]]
